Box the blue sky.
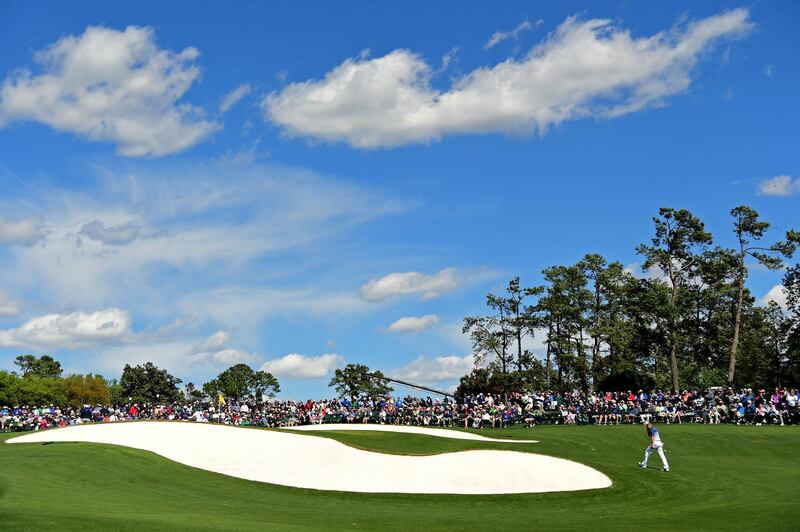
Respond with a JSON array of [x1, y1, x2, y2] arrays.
[[0, 1, 797, 398]]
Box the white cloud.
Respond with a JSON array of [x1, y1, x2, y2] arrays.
[[264, 9, 752, 148], [440, 47, 459, 71], [80, 220, 140, 245], [763, 63, 773, 76], [191, 330, 231, 354], [260, 353, 344, 379], [0, 290, 21, 317], [186, 330, 260, 366], [361, 268, 476, 301], [220, 83, 252, 113], [3, 163, 404, 311], [179, 287, 370, 331], [0, 308, 131, 349], [212, 348, 261, 365], [391, 354, 474, 384], [759, 284, 787, 310], [484, 19, 539, 50], [90, 339, 197, 381], [0, 25, 218, 156], [439, 322, 473, 351], [386, 314, 440, 334], [0, 216, 42, 245], [624, 262, 671, 284], [758, 175, 799, 197]]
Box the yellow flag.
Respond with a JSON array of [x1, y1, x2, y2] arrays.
[[218, 393, 225, 405]]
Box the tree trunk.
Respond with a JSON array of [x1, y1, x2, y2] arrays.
[[578, 330, 588, 391], [669, 280, 680, 392], [592, 334, 601, 391], [517, 328, 523, 372], [545, 323, 552, 387], [728, 270, 745, 386], [592, 285, 601, 390], [556, 321, 563, 387]]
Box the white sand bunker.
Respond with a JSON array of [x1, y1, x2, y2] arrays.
[[7, 422, 610, 494], [284, 423, 538, 443]]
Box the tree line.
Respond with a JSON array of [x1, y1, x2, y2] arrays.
[[0, 353, 402, 407], [0, 356, 282, 407], [460, 206, 799, 395]]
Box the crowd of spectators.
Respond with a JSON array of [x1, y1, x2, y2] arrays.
[[2, 387, 799, 433]]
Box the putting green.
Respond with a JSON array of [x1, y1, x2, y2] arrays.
[[1, 424, 798, 531]]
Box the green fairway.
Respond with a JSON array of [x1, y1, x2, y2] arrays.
[[1, 424, 798, 531]]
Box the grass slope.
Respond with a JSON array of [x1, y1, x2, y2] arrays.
[[1, 424, 798, 531]]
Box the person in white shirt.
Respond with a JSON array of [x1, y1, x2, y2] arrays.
[[786, 390, 797, 408]]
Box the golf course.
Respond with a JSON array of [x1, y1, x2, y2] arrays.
[[1, 423, 797, 531]]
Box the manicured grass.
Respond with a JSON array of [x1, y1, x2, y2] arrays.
[[1, 424, 798, 531]]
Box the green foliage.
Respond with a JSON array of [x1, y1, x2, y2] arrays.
[[783, 262, 800, 384], [62, 373, 111, 409], [636, 207, 713, 391], [202, 364, 280, 401], [455, 363, 552, 396], [184, 382, 205, 402], [13, 354, 63, 379], [251, 370, 280, 399], [726, 205, 798, 385], [695, 367, 727, 389], [119, 362, 182, 404], [0, 371, 66, 406], [0, 360, 108, 407], [108, 379, 123, 405], [328, 363, 392, 398], [463, 277, 543, 380], [595, 364, 656, 393], [458, 206, 798, 392]]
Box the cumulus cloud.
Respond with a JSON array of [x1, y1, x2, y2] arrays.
[[212, 348, 261, 365], [0, 216, 42, 245], [361, 268, 471, 301], [191, 330, 231, 354], [391, 354, 474, 384], [484, 18, 539, 49], [0, 308, 131, 348], [759, 284, 787, 310], [186, 330, 260, 366], [386, 314, 440, 334], [220, 83, 252, 113], [758, 175, 799, 197], [264, 9, 752, 148], [80, 220, 140, 245], [0, 25, 218, 156], [260, 353, 344, 379], [0, 290, 21, 317]]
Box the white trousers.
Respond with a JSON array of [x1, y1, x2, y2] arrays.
[[643, 442, 669, 469]]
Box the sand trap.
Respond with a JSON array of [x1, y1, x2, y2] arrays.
[[7, 422, 611, 494], [285, 423, 538, 443]]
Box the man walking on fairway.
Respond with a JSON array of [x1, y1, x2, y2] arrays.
[[640, 421, 669, 472]]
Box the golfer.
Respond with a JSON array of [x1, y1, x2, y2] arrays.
[[639, 421, 669, 472]]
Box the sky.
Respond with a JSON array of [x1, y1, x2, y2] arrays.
[[0, 1, 797, 399]]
